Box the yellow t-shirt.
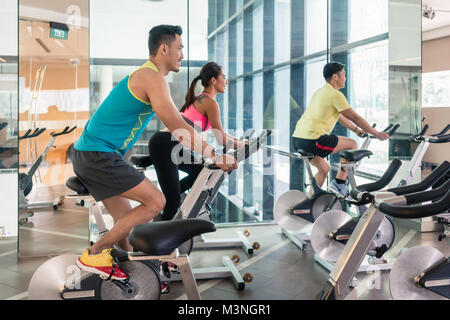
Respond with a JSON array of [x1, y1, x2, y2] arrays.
[[292, 83, 350, 140]]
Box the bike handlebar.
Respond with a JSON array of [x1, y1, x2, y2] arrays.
[[350, 159, 402, 200], [431, 124, 450, 137], [378, 188, 450, 219], [428, 133, 450, 143], [18, 128, 47, 140], [358, 123, 400, 139], [205, 129, 271, 170], [387, 160, 450, 196], [51, 126, 77, 137]]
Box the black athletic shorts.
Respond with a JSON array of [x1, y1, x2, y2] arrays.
[[292, 134, 338, 158], [72, 149, 145, 202]]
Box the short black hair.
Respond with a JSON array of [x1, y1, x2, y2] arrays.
[[323, 62, 345, 81], [148, 24, 183, 56]]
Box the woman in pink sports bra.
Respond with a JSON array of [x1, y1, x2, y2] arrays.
[[148, 62, 246, 221]]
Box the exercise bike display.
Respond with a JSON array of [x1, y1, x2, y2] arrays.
[[317, 160, 450, 300], [18, 126, 76, 225]]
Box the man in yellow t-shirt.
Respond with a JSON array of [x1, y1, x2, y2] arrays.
[[292, 62, 389, 196]]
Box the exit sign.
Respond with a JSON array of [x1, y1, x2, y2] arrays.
[[50, 28, 68, 40], [49, 22, 69, 40]]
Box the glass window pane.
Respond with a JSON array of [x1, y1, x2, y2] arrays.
[[349, 0, 388, 42], [305, 58, 327, 104], [274, 0, 291, 64], [348, 40, 389, 175], [305, 0, 327, 55], [252, 2, 263, 71], [422, 70, 450, 108]]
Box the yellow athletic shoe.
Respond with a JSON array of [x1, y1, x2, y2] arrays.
[[76, 248, 128, 280]]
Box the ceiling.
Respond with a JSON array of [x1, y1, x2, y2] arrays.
[[19, 0, 88, 18], [422, 0, 450, 32]]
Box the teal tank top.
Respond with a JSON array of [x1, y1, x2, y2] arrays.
[[74, 61, 157, 155]]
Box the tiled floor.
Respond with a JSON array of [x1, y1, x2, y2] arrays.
[[1, 186, 449, 301]]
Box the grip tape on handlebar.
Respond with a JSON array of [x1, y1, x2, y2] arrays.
[[378, 188, 450, 219], [387, 160, 450, 196], [350, 159, 402, 199]]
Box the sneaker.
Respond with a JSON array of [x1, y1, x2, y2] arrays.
[[76, 248, 128, 281], [329, 179, 350, 198], [161, 281, 170, 294], [161, 261, 179, 278]]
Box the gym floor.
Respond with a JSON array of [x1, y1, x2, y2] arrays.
[[1, 181, 449, 301]]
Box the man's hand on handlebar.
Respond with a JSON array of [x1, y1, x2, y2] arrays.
[[375, 131, 390, 141], [355, 128, 366, 137]]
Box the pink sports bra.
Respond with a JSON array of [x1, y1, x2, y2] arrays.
[[181, 92, 212, 132]]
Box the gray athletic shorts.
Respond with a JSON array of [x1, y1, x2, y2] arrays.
[[72, 149, 145, 202]]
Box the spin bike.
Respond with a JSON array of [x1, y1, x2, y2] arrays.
[[130, 130, 269, 257], [311, 124, 450, 268], [382, 189, 450, 300], [130, 130, 271, 290], [311, 158, 402, 274], [28, 217, 216, 300], [317, 160, 450, 300], [271, 123, 398, 250], [18, 126, 76, 225], [28, 146, 253, 300], [60, 130, 270, 294]]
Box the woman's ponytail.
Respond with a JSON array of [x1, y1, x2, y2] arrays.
[[180, 62, 222, 112], [180, 75, 202, 112]]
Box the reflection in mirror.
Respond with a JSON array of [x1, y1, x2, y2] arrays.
[[0, 1, 19, 251], [18, 0, 89, 257], [388, 0, 422, 164]]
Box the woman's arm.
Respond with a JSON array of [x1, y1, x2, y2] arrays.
[[202, 99, 246, 148]]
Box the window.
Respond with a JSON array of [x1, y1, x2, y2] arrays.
[[422, 70, 450, 108]]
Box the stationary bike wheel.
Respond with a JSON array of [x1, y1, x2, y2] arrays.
[[389, 246, 447, 300], [100, 261, 161, 300], [28, 254, 84, 300], [311, 210, 352, 262], [274, 190, 310, 231], [311, 193, 344, 221]]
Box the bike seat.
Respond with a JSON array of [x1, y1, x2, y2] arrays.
[[296, 149, 315, 158], [339, 150, 373, 162], [129, 219, 216, 255], [66, 176, 90, 195], [129, 154, 153, 168]]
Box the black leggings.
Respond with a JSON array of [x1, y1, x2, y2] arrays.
[[148, 131, 204, 221]]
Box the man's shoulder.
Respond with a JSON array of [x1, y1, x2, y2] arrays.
[[132, 66, 163, 83], [129, 67, 165, 96]]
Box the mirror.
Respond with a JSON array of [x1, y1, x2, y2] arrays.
[[18, 0, 89, 257]]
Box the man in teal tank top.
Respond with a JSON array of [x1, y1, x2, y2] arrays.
[[73, 25, 238, 280]]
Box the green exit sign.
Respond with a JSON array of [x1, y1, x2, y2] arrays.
[[50, 28, 68, 40]]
